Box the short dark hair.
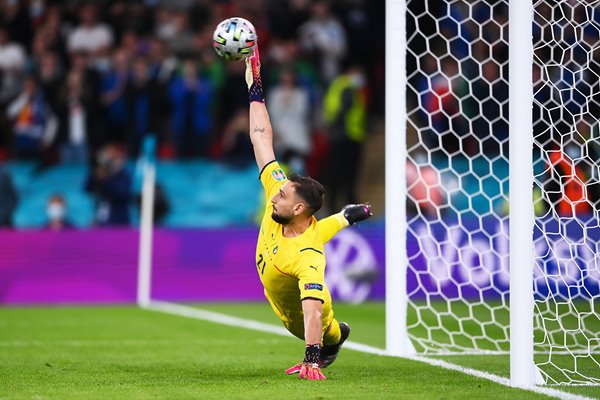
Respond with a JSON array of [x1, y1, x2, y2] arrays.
[[289, 174, 325, 215]]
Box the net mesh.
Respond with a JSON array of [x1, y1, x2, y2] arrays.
[[405, 0, 599, 385], [532, 0, 600, 386]]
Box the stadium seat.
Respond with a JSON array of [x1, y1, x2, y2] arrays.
[[4, 160, 261, 229]]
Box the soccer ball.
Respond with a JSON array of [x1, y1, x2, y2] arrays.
[[212, 17, 257, 62]]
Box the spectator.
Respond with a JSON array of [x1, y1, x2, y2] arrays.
[[0, 167, 18, 228], [267, 0, 310, 40], [146, 37, 177, 84], [85, 144, 131, 226], [0, 26, 26, 105], [146, 37, 178, 153], [336, 0, 376, 68], [30, 6, 67, 69], [267, 68, 311, 174], [0, 26, 26, 72], [117, 30, 141, 57], [45, 193, 74, 231], [125, 56, 169, 157], [322, 64, 368, 211], [545, 145, 593, 217], [154, 8, 195, 55], [36, 51, 63, 112], [406, 156, 445, 218], [54, 69, 99, 163], [67, 3, 114, 69], [298, 0, 347, 84], [6, 75, 57, 159], [0, 0, 32, 51], [68, 49, 101, 90], [168, 58, 213, 158], [55, 50, 105, 153], [106, 2, 153, 44], [267, 39, 321, 124], [100, 49, 130, 144]]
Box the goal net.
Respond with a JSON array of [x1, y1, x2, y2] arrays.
[[402, 0, 599, 385]]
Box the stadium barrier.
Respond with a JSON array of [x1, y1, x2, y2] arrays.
[[1, 216, 596, 304]]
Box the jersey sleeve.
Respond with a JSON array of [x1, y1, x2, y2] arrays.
[[259, 160, 288, 200], [316, 212, 349, 244], [295, 251, 327, 302]]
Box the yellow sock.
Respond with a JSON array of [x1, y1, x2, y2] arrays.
[[323, 318, 342, 346]]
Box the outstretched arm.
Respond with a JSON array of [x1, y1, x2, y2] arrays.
[[317, 204, 373, 244], [245, 47, 275, 171], [317, 213, 348, 244], [249, 102, 276, 171]]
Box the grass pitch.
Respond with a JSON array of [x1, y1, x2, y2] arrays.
[[0, 303, 598, 400]]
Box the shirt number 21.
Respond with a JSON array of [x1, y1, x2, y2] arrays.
[[256, 253, 266, 275]]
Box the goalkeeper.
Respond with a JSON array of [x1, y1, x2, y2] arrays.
[[245, 45, 372, 381]]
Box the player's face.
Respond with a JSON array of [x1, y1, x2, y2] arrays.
[[271, 182, 303, 224]]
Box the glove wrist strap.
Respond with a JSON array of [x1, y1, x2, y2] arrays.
[[303, 343, 321, 364], [248, 80, 264, 103]]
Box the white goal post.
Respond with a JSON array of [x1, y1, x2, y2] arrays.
[[508, 0, 535, 388], [386, 0, 599, 388], [385, 0, 413, 358]]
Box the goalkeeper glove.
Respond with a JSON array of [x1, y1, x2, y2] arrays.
[[284, 344, 326, 381], [285, 363, 326, 380], [299, 362, 326, 380], [284, 363, 303, 375], [245, 46, 264, 103], [342, 204, 373, 226]]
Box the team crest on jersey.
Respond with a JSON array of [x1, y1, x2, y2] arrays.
[[272, 168, 287, 181], [304, 283, 323, 291], [273, 246, 278, 254]]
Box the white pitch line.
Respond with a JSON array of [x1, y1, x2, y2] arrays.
[[418, 350, 599, 356], [143, 301, 597, 400], [407, 356, 598, 400]]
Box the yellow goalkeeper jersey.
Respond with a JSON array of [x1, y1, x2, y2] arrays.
[[255, 161, 347, 338]]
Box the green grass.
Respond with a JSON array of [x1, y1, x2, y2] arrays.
[[199, 301, 600, 390], [1, 303, 598, 399]]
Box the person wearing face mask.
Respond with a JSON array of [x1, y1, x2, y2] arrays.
[[45, 193, 74, 231], [322, 64, 368, 212]]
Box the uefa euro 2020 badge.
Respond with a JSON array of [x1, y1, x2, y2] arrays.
[[272, 168, 286, 181]]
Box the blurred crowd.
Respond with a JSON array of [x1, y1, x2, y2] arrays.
[[406, 1, 599, 155], [0, 0, 385, 228], [405, 1, 510, 157], [405, 0, 599, 218], [1, 0, 596, 228], [0, 0, 384, 170]]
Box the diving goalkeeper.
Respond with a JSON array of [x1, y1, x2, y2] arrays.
[[245, 46, 372, 381]]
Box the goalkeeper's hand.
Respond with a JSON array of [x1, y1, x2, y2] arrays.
[[284, 343, 326, 380], [245, 46, 264, 102], [342, 204, 373, 226], [285, 362, 327, 381]]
